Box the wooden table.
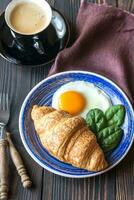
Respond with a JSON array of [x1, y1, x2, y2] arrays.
[[0, 0, 134, 200]]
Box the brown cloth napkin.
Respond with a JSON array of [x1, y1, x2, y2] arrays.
[[49, 1, 134, 104]]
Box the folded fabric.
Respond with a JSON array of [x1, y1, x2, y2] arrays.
[[49, 1, 134, 105]]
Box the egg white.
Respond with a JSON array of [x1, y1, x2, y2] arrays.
[[52, 81, 112, 119]]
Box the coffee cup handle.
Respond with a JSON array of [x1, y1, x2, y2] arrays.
[[33, 10, 67, 54], [51, 9, 66, 39]]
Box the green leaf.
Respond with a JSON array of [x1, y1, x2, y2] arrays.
[[105, 105, 125, 127], [86, 108, 107, 133], [86, 105, 125, 152], [98, 125, 123, 152]]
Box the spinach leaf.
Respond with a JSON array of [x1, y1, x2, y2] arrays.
[[105, 105, 125, 127], [86, 108, 107, 133], [98, 125, 123, 152], [86, 105, 125, 152]]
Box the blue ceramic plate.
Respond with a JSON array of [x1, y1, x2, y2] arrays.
[[19, 71, 134, 178]]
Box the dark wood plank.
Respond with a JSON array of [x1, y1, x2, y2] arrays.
[[131, 1, 134, 12], [118, 0, 134, 12], [42, 169, 116, 200], [103, 0, 117, 6], [116, 162, 134, 200]]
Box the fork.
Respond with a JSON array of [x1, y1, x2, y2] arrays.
[[0, 93, 32, 200]]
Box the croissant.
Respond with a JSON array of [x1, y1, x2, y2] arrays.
[[31, 105, 108, 171]]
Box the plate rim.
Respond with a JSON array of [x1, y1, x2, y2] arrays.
[[19, 70, 134, 178]]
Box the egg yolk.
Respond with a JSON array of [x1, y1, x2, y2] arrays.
[[58, 91, 86, 115]]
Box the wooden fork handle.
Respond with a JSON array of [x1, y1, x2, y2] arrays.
[[0, 139, 8, 200], [6, 132, 32, 188]]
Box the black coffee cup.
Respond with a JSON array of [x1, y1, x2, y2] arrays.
[[4, 0, 64, 60]]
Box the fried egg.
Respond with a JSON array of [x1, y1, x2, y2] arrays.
[[52, 81, 112, 118]]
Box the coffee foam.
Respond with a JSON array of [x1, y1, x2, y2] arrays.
[[5, 0, 52, 35]]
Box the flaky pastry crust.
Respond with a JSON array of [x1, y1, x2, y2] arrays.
[[31, 105, 108, 171]]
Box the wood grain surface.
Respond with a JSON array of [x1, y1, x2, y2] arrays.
[[0, 0, 134, 200]]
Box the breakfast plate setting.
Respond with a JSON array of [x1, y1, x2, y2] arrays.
[[0, 0, 134, 198], [19, 71, 134, 178]]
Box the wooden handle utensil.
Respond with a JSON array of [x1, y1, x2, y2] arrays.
[[0, 139, 8, 200], [6, 132, 32, 188]]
